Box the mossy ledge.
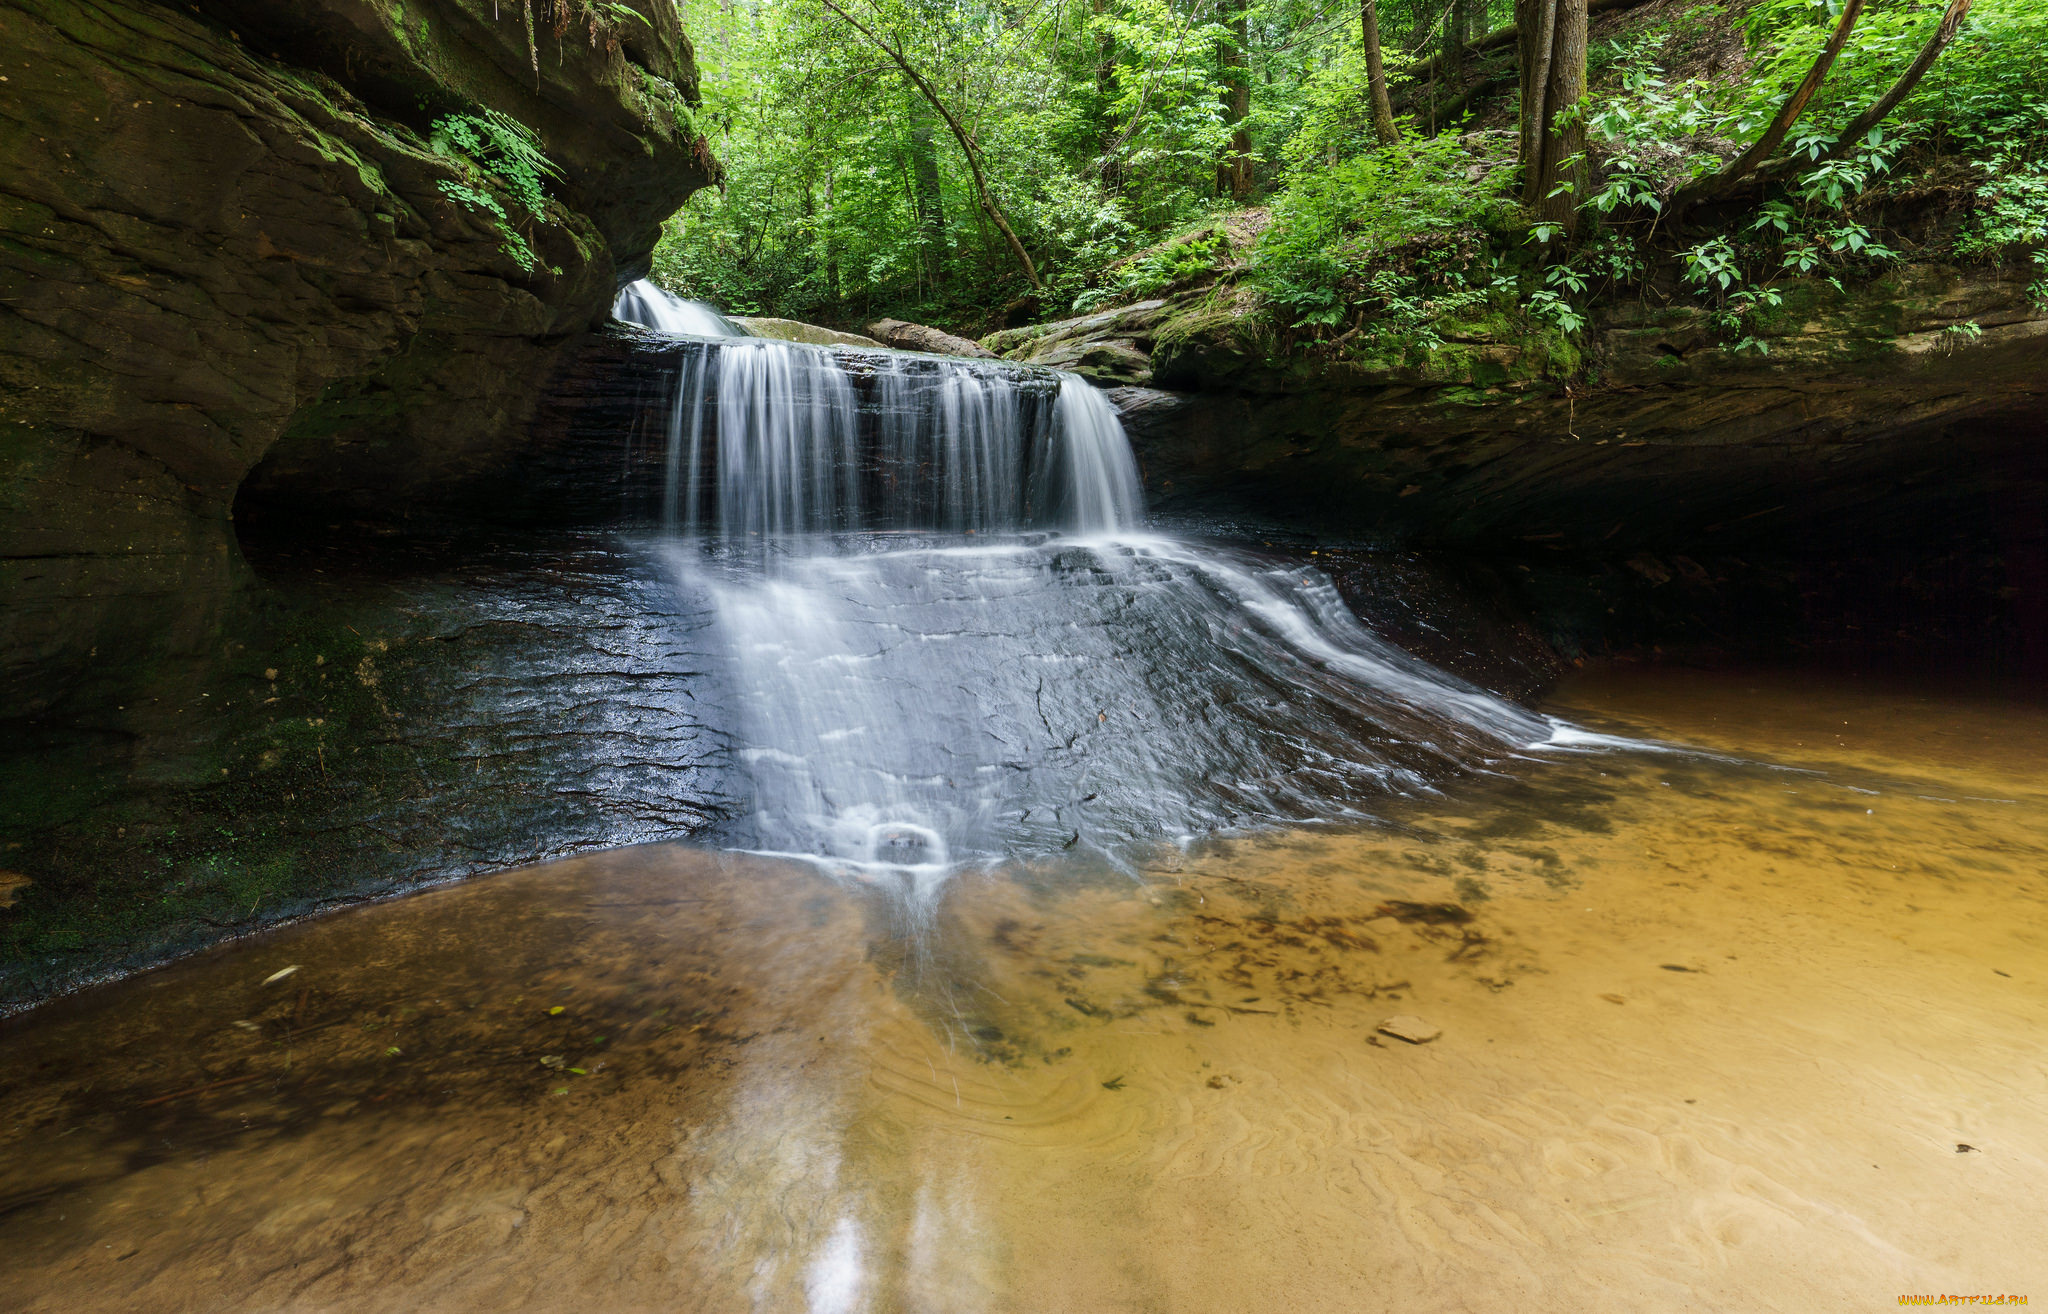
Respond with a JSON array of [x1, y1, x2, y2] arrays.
[[983, 261, 2048, 552]]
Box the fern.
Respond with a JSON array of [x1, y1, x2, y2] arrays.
[[432, 110, 563, 273]]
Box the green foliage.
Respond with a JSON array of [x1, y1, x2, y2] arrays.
[[1072, 225, 1226, 313], [1281, 34, 1409, 167], [1662, 141, 1907, 355], [433, 110, 563, 272], [640, 0, 2048, 339], [1250, 134, 1515, 347], [1579, 30, 1721, 208], [1957, 149, 2048, 303], [651, 0, 1474, 327]]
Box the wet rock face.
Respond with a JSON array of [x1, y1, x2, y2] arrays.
[[0, 532, 736, 1011], [521, 326, 1069, 526], [0, 0, 716, 716]]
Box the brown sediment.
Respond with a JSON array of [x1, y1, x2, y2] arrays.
[[0, 668, 2043, 1310]]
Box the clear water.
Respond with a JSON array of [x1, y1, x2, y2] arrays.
[[4, 669, 2042, 1311]]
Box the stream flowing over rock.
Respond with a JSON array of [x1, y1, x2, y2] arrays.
[[0, 0, 718, 716]]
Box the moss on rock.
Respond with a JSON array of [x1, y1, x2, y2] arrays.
[[0, 0, 718, 717]]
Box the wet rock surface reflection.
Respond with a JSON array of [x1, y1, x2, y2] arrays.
[[2, 667, 2045, 1311], [0, 534, 734, 1008]]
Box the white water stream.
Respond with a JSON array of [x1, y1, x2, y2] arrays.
[[615, 282, 1573, 889]]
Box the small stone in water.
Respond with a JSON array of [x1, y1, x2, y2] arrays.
[[1377, 1015, 1441, 1045]]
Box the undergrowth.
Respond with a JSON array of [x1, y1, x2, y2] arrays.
[[1181, 0, 2048, 358]]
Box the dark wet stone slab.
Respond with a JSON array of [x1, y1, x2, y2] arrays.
[[0, 532, 735, 1011]]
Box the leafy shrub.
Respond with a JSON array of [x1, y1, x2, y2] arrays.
[[1579, 32, 1723, 210], [1957, 151, 2048, 303], [1251, 134, 1515, 341], [1071, 225, 1225, 312], [432, 110, 563, 272]]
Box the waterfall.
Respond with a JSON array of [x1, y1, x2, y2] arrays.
[[1053, 376, 1144, 535], [617, 302, 1568, 887], [614, 279, 746, 337], [626, 334, 1140, 541]]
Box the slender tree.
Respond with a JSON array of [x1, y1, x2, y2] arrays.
[[823, 169, 841, 300], [1093, 0, 1124, 189], [1218, 4, 1255, 196], [906, 102, 949, 289], [1361, 0, 1401, 146], [1517, 0, 1587, 232], [815, 0, 1045, 289]]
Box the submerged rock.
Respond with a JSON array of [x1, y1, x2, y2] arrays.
[[1378, 1015, 1443, 1044]]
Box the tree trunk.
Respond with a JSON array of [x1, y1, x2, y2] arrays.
[[817, 0, 1044, 289], [1415, 67, 1515, 125], [1809, 0, 1972, 167], [907, 106, 948, 289], [1540, 0, 1586, 228], [824, 170, 840, 301], [1449, 0, 1473, 80], [1405, 0, 1649, 86], [1217, 7, 1254, 197], [1515, 0, 1556, 192], [1518, 0, 1586, 234], [1093, 0, 1123, 190], [1670, 0, 1866, 212], [1361, 0, 1401, 146]]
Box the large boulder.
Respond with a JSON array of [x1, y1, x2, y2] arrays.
[[735, 317, 885, 348], [0, 0, 717, 716]]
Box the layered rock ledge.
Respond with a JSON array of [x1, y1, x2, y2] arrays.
[[986, 265, 2048, 553], [0, 0, 716, 716]]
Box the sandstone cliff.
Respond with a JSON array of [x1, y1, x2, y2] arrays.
[[0, 0, 716, 715]]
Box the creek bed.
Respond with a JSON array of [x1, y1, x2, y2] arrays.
[[1, 666, 2041, 1310]]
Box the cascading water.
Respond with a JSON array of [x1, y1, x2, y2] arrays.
[[613, 279, 747, 338], [615, 291, 1572, 895]]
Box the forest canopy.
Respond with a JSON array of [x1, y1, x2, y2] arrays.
[[647, 0, 2048, 346]]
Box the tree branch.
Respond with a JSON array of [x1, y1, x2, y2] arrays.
[[1401, 0, 1649, 84], [1671, 0, 1867, 212], [816, 0, 1045, 289], [1765, 0, 1974, 178]]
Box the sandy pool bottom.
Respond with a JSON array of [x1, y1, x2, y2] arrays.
[[0, 666, 2042, 1311]]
